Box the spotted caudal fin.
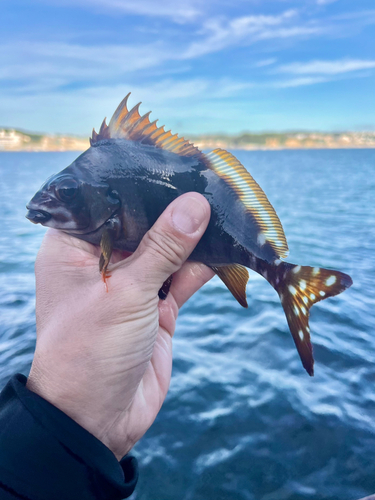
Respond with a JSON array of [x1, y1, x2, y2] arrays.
[[273, 262, 352, 376]]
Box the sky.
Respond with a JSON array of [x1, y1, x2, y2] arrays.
[[0, 0, 374, 135]]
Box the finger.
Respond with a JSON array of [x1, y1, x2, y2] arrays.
[[169, 262, 215, 309], [131, 193, 211, 289], [107, 257, 214, 340], [157, 263, 214, 338]]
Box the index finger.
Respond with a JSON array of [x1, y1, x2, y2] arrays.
[[169, 261, 215, 309]]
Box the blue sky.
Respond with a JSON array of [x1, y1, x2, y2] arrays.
[[1, 0, 374, 135]]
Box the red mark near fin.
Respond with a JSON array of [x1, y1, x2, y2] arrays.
[[101, 271, 112, 293]]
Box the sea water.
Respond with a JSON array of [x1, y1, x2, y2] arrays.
[[0, 149, 374, 499]]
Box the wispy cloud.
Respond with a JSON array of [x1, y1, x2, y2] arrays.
[[38, 0, 203, 22], [1, 1, 374, 133], [94, 0, 200, 21], [0, 41, 171, 87], [316, 0, 338, 5], [272, 76, 331, 88], [277, 59, 375, 75], [182, 10, 324, 59], [0, 9, 329, 95], [331, 9, 375, 23], [255, 58, 277, 67], [0, 77, 258, 134]]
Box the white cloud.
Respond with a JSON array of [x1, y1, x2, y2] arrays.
[[255, 58, 277, 67], [316, 0, 339, 5], [277, 59, 375, 75], [98, 0, 200, 20], [182, 10, 323, 59], [1, 2, 373, 134], [332, 9, 375, 22], [0, 9, 327, 95], [272, 76, 331, 88], [0, 41, 171, 86], [37, 0, 202, 22], [0, 77, 258, 134]]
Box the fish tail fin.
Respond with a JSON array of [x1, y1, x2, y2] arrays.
[[271, 262, 352, 376]]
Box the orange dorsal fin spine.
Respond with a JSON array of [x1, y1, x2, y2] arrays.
[[90, 118, 110, 145], [90, 92, 203, 159]]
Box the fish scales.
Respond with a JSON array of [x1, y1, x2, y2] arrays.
[[26, 94, 353, 376]]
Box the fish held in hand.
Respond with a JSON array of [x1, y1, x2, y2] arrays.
[[26, 93, 353, 376]]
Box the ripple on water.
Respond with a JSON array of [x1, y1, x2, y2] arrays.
[[1, 150, 375, 500]]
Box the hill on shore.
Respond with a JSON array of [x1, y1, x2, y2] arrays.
[[1, 127, 374, 152]]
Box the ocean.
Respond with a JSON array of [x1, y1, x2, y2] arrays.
[[0, 149, 374, 499]]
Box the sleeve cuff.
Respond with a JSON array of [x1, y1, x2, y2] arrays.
[[0, 374, 138, 500]]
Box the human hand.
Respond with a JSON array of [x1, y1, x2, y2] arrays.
[[26, 193, 213, 460]]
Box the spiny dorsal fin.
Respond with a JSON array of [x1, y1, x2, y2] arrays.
[[206, 148, 289, 260], [90, 92, 202, 158], [211, 264, 249, 308], [90, 118, 110, 146]]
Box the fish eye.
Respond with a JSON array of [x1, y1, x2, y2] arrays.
[[54, 177, 79, 202]]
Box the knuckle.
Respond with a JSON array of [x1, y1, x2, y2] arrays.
[[144, 227, 187, 268]]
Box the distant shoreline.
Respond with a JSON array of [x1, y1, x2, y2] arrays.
[[1, 128, 375, 152]]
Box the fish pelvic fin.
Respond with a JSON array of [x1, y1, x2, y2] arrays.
[[270, 262, 353, 376], [211, 264, 249, 308], [91, 93, 203, 159], [205, 149, 289, 260]]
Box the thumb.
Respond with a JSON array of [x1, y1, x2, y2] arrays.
[[132, 192, 211, 289]]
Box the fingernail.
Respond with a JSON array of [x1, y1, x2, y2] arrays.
[[172, 196, 207, 234]]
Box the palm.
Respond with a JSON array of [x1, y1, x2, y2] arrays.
[[33, 229, 213, 459], [110, 261, 214, 457]]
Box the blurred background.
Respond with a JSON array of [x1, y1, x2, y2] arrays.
[[0, 1, 374, 499]]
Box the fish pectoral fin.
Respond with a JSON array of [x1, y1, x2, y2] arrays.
[[211, 264, 249, 308], [99, 215, 121, 290], [99, 229, 115, 291]]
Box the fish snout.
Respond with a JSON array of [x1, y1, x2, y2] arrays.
[[26, 208, 51, 224]]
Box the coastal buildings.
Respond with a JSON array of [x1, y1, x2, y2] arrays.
[[1, 128, 374, 152], [0, 129, 30, 150], [0, 128, 89, 151]]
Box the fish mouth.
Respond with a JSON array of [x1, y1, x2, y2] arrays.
[[26, 208, 51, 224], [25, 204, 89, 230]]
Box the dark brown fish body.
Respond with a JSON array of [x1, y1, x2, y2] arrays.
[[29, 139, 275, 266], [26, 94, 353, 376]]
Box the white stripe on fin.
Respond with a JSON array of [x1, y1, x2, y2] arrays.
[[205, 148, 289, 259]]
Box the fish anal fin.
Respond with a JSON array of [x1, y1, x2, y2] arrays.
[[211, 264, 249, 308], [205, 148, 289, 260], [273, 262, 353, 376], [91, 93, 203, 158]]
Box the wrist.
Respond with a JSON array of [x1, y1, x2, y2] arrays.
[[27, 360, 134, 460]]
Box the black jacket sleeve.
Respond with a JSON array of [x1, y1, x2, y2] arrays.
[[0, 374, 138, 500]]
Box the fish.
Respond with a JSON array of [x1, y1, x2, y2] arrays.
[[26, 93, 353, 376]]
